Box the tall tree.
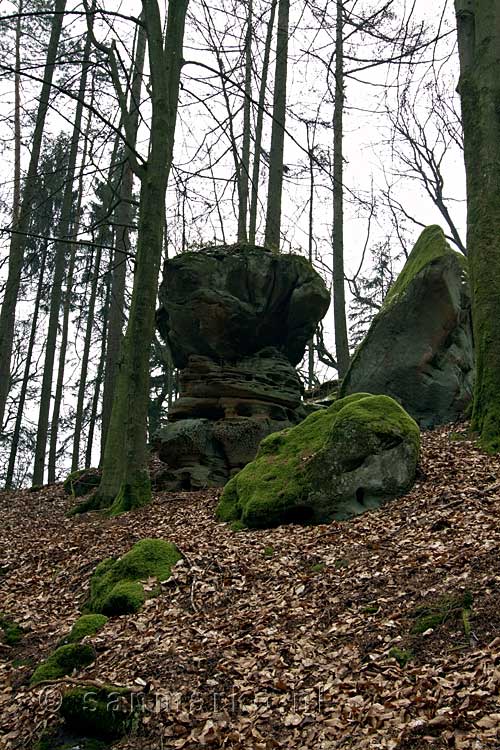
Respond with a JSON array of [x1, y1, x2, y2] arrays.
[[0, 0, 67, 430], [332, 0, 350, 378], [455, 0, 500, 451], [90, 0, 189, 513], [32, 23, 92, 485], [100, 19, 147, 457], [264, 0, 289, 251], [248, 0, 277, 244]]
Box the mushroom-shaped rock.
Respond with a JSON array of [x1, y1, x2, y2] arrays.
[[155, 245, 330, 489]]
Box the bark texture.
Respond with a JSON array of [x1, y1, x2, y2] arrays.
[[455, 0, 500, 451]]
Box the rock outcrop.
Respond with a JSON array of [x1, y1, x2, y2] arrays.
[[154, 245, 330, 490], [341, 226, 474, 427], [216, 393, 420, 528]]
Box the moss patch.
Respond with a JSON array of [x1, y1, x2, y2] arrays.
[[383, 225, 466, 308], [0, 614, 23, 645], [35, 730, 109, 750], [217, 393, 419, 528], [109, 470, 152, 516], [61, 615, 108, 645], [60, 684, 137, 740], [63, 469, 101, 498], [389, 647, 414, 667], [411, 591, 473, 635], [30, 644, 96, 686], [87, 538, 182, 616]]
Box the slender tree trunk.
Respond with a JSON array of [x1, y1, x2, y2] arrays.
[[0, 0, 67, 429], [12, 0, 23, 225], [332, 0, 350, 378], [73, 138, 120, 472], [100, 19, 147, 457], [264, 0, 289, 251], [249, 0, 277, 244], [32, 24, 91, 485], [85, 271, 110, 469], [455, 0, 500, 451], [237, 0, 252, 243], [307, 127, 315, 389], [96, 0, 188, 513], [48, 99, 93, 482], [5, 243, 48, 489]]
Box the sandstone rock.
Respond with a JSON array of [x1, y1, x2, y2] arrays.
[[341, 226, 474, 427], [155, 245, 330, 489], [216, 393, 420, 528]]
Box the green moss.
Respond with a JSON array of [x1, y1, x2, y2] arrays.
[[30, 644, 96, 686], [310, 563, 326, 573], [0, 614, 23, 645], [67, 492, 111, 517], [61, 615, 108, 645], [383, 225, 464, 308], [411, 591, 473, 635], [217, 393, 419, 528], [389, 647, 413, 667], [87, 538, 182, 616], [35, 731, 109, 750], [63, 469, 101, 498], [60, 684, 136, 740], [109, 470, 151, 516], [263, 546, 275, 558]]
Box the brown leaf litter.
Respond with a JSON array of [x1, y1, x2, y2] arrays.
[[0, 423, 499, 749]]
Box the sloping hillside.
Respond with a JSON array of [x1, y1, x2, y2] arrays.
[[1, 424, 499, 750]]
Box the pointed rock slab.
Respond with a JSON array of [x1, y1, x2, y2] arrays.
[[341, 226, 474, 427]]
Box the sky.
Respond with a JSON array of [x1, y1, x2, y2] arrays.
[[0, 0, 466, 480]]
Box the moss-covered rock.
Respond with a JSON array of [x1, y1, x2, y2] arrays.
[[30, 644, 96, 686], [341, 226, 474, 428], [63, 468, 101, 497], [0, 613, 23, 646], [35, 730, 109, 750], [87, 538, 182, 616], [60, 615, 108, 646], [217, 393, 420, 528], [60, 684, 137, 740]]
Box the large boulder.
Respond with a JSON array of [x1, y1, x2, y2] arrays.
[[340, 226, 474, 427], [155, 245, 330, 489], [157, 245, 330, 367], [216, 393, 420, 528]]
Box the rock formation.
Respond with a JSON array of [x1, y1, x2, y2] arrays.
[[216, 393, 420, 528], [341, 226, 474, 427], [154, 245, 330, 490]]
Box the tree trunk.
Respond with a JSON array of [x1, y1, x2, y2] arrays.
[[5, 243, 48, 489], [332, 0, 350, 378], [249, 0, 277, 244], [96, 0, 188, 513], [264, 0, 289, 252], [48, 96, 93, 482], [0, 0, 67, 429], [237, 0, 252, 243], [32, 23, 91, 485], [12, 0, 23, 225], [455, 0, 500, 451], [85, 269, 111, 469], [100, 18, 147, 457]]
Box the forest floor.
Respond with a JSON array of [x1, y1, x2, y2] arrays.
[[0, 424, 500, 750]]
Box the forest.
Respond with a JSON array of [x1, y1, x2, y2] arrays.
[[0, 1, 499, 749]]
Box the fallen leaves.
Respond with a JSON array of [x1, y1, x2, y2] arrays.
[[0, 423, 499, 749]]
